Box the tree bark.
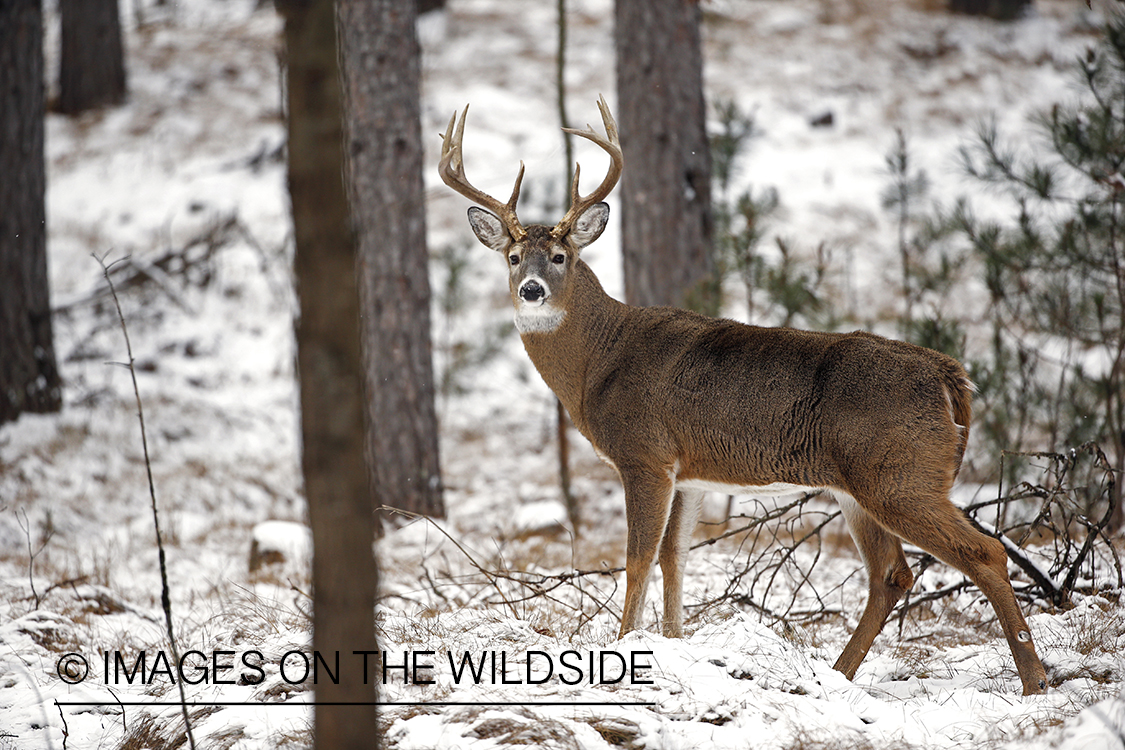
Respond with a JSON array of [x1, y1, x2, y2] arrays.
[[338, 0, 444, 520], [948, 0, 1031, 21], [615, 0, 715, 312], [57, 0, 127, 114], [0, 0, 63, 427], [277, 0, 379, 744]]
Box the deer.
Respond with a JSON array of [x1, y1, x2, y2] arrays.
[[437, 96, 1049, 696]]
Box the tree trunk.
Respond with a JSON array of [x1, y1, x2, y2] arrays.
[[615, 0, 715, 312], [338, 0, 444, 520], [948, 0, 1031, 21], [277, 0, 379, 744], [57, 0, 127, 114], [0, 0, 63, 427]]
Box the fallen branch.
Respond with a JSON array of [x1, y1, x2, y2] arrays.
[[901, 442, 1121, 620], [56, 215, 240, 317], [983, 443, 1122, 607], [395, 444, 1120, 644]]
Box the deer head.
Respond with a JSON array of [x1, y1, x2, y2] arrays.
[[439, 96, 623, 333]]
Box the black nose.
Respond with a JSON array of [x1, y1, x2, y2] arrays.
[[519, 280, 545, 302]]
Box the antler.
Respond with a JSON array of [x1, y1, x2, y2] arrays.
[[552, 95, 623, 239], [439, 105, 527, 242]]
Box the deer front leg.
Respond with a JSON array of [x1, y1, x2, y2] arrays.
[[617, 468, 675, 638], [658, 488, 704, 638]]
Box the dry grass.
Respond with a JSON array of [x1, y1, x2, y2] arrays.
[[773, 618, 828, 652], [582, 716, 644, 749], [381, 704, 582, 749], [115, 716, 183, 750], [1067, 597, 1125, 658], [459, 707, 580, 749], [780, 727, 883, 750]]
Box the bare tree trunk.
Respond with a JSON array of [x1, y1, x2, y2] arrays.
[[278, 0, 379, 744], [338, 0, 444, 520], [0, 0, 63, 427], [948, 0, 1031, 20], [555, 0, 579, 533], [57, 0, 127, 114], [615, 0, 715, 313]]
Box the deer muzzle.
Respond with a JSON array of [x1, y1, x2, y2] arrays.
[[519, 278, 547, 303]]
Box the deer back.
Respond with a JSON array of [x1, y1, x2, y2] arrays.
[[523, 290, 971, 499]]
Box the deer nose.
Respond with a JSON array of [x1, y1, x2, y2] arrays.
[[519, 279, 546, 302]]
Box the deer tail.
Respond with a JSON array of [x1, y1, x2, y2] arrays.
[[942, 364, 975, 480]]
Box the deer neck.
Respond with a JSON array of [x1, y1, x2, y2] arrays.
[[517, 260, 623, 432]]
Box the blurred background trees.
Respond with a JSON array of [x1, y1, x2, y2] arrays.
[[57, 0, 127, 114], [615, 0, 716, 313], [339, 0, 445, 521], [0, 0, 63, 427], [703, 10, 1123, 529], [954, 18, 1125, 525]]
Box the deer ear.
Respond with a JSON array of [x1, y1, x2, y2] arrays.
[[467, 207, 512, 253], [569, 202, 609, 250]]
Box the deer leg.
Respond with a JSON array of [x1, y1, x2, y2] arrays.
[[617, 469, 675, 639], [833, 491, 915, 680], [861, 492, 1048, 695], [658, 488, 704, 638]]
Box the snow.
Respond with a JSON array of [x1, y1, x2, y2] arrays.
[[250, 520, 311, 571], [1, 0, 1124, 747]]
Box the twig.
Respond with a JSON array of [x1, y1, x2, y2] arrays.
[[107, 686, 127, 734], [95, 254, 196, 750], [17, 508, 52, 609], [379, 506, 524, 620], [381, 505, 624, 632], [1059, 443, 1120, 594], [983, 443, 1123, 606], [968, 512, 1061, 604], [121, 255, 195, 314], [55, 701, 69, 750], [691, 492, 820, 551], [36, 576, 89, 604]]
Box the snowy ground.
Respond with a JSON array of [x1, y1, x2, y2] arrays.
[[2, 0, 1124, 747]]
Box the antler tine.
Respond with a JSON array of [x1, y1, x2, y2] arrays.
[[554, 95, 624, 238], [438, 105, 527, 241]]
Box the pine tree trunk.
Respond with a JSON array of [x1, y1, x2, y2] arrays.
[[57, 0, 127, 114], [277, 0, 379, 743], [615, 0, 715, 312], [338, 0, 444, 519], [0, 0, 63, 427], [948, 0, 1031, 21]]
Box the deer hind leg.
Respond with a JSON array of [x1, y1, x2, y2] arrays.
[[658, 488, 704, 638], [617, 468, 675, 638], [859, 490, 1048, 695], [832, 491, 915, 680]]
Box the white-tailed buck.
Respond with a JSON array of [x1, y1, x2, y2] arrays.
[[438, 96, 1048, 695]]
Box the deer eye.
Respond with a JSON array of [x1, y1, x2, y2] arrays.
[[509, 254, 519, 266], [552, 253, 566, 265]]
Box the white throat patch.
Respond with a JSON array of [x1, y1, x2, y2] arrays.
[[514, 304, 566, 334]]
